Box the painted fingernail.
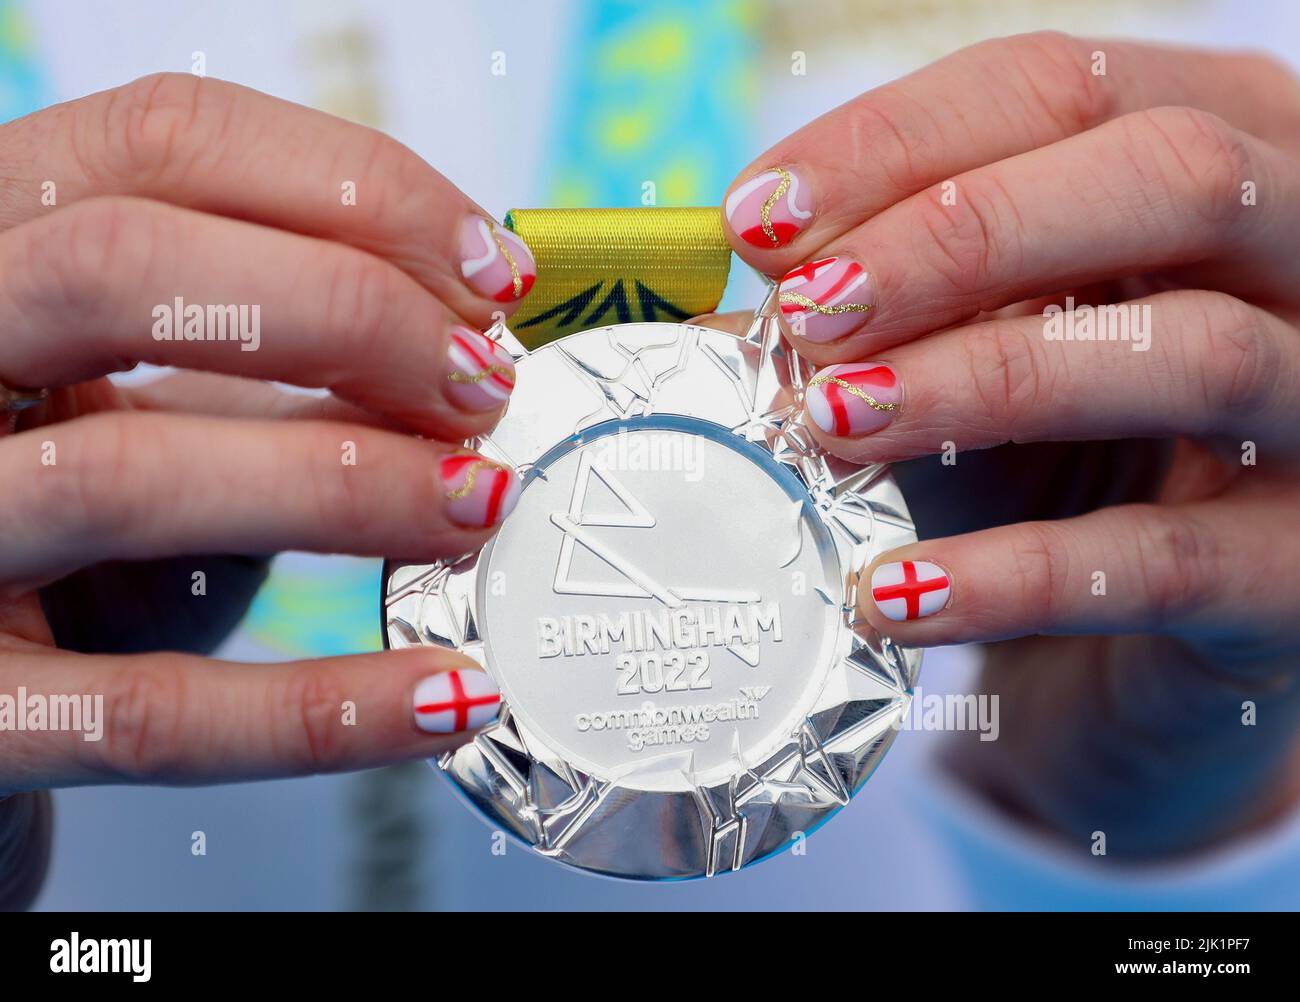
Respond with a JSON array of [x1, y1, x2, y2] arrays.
[[870, 560, 951, 622], [445, 325, 516, 412], [779, 256, 875, 343], [439, 453, 521, 529], [724, 167, 812, 248], [413, 669, 501, 733], [459, 216, 537, 302], [805, 362, 901, 437]]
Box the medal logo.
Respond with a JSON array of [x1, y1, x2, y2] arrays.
[[550, 450, 758, 605], [540, 449, 780, 667]]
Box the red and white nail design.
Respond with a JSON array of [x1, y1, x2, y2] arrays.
[[445, 325, 516, 412], [459, 216, 537, 302], [439, 453, 521, 529], [724, 167, 812, 248], [870, 560, 951, 622], [413, 669, 501, 733], [779, 257, 875, 343], [805, 363, 901, 437]]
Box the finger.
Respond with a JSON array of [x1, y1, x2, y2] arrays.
[[3, 73, 536, 323], [122, 372, 402, 429], [0, 411, 521, 588], [686, 311, 752, 337], [0, 647, 500, 793], [859, 496, 1300, 652], [777, 106, 1300, 359], [27, 372, 405, 441], [723, 31, 1300, 270], [802, 290, 1300, 459], [0, 197, 517, 438]]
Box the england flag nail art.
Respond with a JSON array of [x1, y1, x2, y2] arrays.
[[412, 669, 501, 733], [870, 560, 951, 621]]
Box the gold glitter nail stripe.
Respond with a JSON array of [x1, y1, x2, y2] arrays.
[[779, 291, 872, 316], [448, 364, 513, 384], [759, 168, 793, 246], [490, 226, 523, 299], [808, 374, 898, 412], [445, 459, 505, 500]]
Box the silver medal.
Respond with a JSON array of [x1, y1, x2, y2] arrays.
[[381, 291, 921, 880]]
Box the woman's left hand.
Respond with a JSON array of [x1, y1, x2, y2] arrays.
[[718, 32, 1300, 855]]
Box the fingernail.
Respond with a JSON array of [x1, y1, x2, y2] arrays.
[[870, 560, 952, 622], [439, 453, 521, 529], [413, 669, 501, 733], [445, 325, 516, 412], [805, 362, 901, 437], [459, 216, 537, 302], [725, 167, 812, 249], [779, 256, 875, 343]]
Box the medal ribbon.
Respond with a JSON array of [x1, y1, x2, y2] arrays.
[[503, 207, 732, 347]]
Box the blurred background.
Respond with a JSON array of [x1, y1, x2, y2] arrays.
[[9, 0, 1300, 909]]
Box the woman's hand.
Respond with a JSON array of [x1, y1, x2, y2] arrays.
[[721, 33, 1300, 856], [0, 74, 536, 810]]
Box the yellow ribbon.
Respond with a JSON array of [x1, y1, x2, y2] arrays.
[[504, 207, 732, 347]]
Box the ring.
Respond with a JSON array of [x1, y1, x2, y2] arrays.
[[0, 379, 49, 433], [0, 380, 49, 412]]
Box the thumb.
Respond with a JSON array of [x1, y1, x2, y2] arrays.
[[0, 647, 496, 791]]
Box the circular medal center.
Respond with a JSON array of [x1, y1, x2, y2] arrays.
[[481, 422, 838, 792]]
